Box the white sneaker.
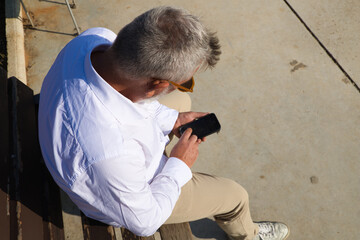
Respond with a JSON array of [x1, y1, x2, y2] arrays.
[[253, 222, 289, 240]]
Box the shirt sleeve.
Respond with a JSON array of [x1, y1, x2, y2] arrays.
[[154, 102, 179, 136], [74, 140, 192, 237]]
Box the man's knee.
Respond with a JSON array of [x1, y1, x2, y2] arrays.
[[213, 179, 249, 220], [221, 178, 250, 210], [158, 91, 191, 112]]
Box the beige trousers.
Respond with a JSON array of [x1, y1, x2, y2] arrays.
[[159, 91, 259, 240]]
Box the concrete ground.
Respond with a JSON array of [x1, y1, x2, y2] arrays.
[[17, 0, 360, 239]]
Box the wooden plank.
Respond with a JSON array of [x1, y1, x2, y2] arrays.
[[82, 214, 116, 240], [153, 231, 162, 240], [120, 228, 155, 240], [32, 96, 65, 240], [0, 67, 10, 239], [60, 190, 84, 240], [159, 223, 193, 240], [8, 76, 22, 240], [8, 77, 44, 240], [42, 165, 65, 240], [114, 228, 124, 240]]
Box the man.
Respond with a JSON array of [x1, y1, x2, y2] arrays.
[[38, 6, 289, 240]]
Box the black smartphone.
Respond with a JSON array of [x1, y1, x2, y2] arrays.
[[179, 113, 221, 139]]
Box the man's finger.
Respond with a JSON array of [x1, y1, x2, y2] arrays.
[[192, 112, 208, 119], [189, 134, 199, 143], [181, 128, 193, 139]]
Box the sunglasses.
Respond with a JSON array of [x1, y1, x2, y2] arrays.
[[167, 77, 195, 92]]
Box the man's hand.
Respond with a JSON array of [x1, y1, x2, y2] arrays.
[[172, 111, 208, 138], [170, 128, 201, 168]]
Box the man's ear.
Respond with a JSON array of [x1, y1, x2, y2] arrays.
[[150, 80, 170, 90], [145, 80, 170, 98]]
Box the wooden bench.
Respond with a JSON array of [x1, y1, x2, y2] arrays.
[[0, 70, 193, 240]]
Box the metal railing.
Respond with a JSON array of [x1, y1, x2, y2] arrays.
[[19, 0, 81, 36]]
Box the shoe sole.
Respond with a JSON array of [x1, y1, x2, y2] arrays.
[[278, 221, 290, 240], [255, 221, 290, 240], [283, 222, 290, 240], [284, 227, 290, 240]]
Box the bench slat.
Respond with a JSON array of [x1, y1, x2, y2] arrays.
[[35, 91, 65, 240], [159, 223, 193, 240], [0, 67, 10, 240], [121, 228, 156, 240], [114, 228, 124, 240], [42, 167, 65, 240], [9, 77, 44, 239], [60, 190, 84, 240], [82, 213, 116, 240]]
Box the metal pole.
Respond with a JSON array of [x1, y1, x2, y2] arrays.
[[19, 0, 35, 28], [64, 0, 80, 35]]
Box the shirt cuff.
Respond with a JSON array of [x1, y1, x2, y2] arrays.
[[160, 157, 192, 187]]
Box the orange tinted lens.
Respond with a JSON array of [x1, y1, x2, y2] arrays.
[[180, 78, 194, 91]]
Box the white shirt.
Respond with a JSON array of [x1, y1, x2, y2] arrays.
[[38, 27, 192, 236]]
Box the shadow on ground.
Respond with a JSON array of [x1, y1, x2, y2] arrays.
[[190, 218, 228, 240]]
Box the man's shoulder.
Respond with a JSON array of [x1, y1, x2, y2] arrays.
[[79, 27, 117, 42], [60, 27, 115, 58], [40, 28, 116, 109]]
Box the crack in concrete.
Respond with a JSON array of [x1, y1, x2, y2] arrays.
[[283, 0, 360, 93]]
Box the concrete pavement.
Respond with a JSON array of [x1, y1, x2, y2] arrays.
[[14, 0, 360, 239]]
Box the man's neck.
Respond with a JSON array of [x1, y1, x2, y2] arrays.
[[91, 50, 123, 91], [91, 50, 146, 102]]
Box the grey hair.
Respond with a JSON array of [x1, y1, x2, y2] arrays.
[[110, 6, 221, 82]]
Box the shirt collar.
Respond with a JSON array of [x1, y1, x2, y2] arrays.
[[84, 44, 151, 124]]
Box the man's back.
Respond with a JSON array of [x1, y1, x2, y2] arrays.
[[38, 27, 191, 236]]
